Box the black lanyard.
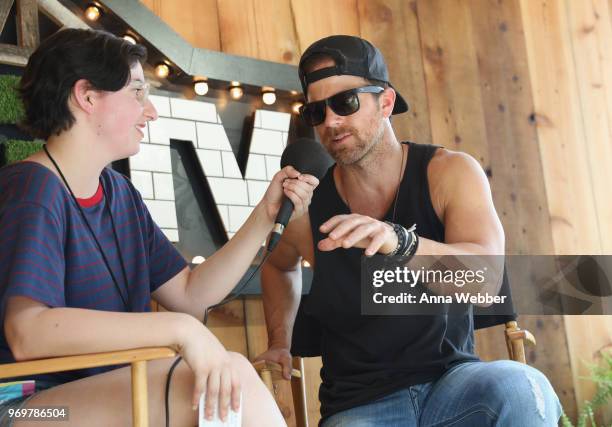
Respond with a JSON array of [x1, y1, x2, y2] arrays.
[[43, 145, 131, 310]]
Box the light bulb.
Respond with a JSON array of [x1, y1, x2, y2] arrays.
[[229, 84, 243, 100], [292, 101, 303, 114], [194, 80, 209, 96], [262, 90, 276, 105], [155, 63, 170, 79], [84, 5, 101, 21], [123, 34, 137, 45]]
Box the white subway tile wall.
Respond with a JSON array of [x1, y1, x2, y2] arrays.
[[131, 144, 173, 173], [149, 117, 197, 145], [130, 171, 154, 199], [245, 154, 267, 180], [196, 149, 223, 177], [143, 199, 179, 229], [265, 155, 281, 181], [228, 206, 254, 232], [130, 95, 291, 242], [247, 180, 269, 206], [153, 173, 174, 201], [149, 95, 171, 117], [170, 98, 217, 123]]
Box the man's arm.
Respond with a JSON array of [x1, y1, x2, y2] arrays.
[[317, 149, 505, 300], [254, 214, 310, 379], [418, 149, 505, 256]]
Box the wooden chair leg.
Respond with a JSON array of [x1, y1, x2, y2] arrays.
[[132, 360, 148, 427], [291, 357, 309, 427]]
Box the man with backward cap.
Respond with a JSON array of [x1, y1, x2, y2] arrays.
[[255, 35, 562, 426]]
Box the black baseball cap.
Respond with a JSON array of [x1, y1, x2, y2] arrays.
[[298, 35, 409, 115]]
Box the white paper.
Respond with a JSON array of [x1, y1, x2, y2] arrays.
[[198, 392, 242, 427]]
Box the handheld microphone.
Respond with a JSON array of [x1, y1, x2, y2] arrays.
[[267, 137, 332, 252]]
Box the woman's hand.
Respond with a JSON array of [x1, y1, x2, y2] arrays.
[[177, 318, 240, 422], [318, 214, 399, 256], [260, 166, 319, 223]]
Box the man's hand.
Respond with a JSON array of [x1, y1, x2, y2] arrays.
[[253, 347, 293, 380], [318, 214, 399, 256]]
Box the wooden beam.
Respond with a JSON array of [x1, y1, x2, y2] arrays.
[[16, 0, 39, 49], [0, 43, 32, 66], [0, 0, 15, 36], [38, 0, 89, 29]]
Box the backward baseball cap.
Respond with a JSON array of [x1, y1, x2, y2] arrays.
[[298, 35, 409, 115]]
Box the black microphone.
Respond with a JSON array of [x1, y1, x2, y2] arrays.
[[267, 137, 332, 252]]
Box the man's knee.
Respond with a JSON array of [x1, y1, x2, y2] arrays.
[[477, 361, 562, 423]]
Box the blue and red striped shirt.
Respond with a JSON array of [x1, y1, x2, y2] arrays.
[[0, 161, 187, 383]]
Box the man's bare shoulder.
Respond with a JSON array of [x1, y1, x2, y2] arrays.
[[427, 146, 487, 220], [428, 146, 484, 187]]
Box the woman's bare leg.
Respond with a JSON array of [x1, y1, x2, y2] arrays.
[[14, 352, 285, 427]]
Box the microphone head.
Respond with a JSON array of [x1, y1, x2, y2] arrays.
[[280, 137, 333, 179]]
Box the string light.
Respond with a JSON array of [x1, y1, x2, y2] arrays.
[[155, 63, 170, 79], [262, 87, 276, 105], [229, 82, 243, 100], [123, 34, 137, 45], [292, 101, 303, 114], [194, 79, 209, 96], [84, 5, 101, 21]]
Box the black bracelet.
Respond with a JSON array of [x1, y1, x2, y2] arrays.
[[398, 224, 418, 257], [385, 221, 406, 256]]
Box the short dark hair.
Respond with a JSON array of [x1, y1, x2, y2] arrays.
[[18, 29, 147, 139]]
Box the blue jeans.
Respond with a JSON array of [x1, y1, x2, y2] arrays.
[[322, 360, 562, 427]]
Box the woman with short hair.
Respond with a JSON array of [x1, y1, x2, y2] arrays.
[[0, 28, 316, 426]]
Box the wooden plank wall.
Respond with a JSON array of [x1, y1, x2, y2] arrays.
[[141, 0, 612, 424]]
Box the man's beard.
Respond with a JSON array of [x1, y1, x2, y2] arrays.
[[323, 123, 383, 166]]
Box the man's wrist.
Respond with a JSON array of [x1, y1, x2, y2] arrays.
[[385, 222, 419, 257], [381, 222, 399, 254]]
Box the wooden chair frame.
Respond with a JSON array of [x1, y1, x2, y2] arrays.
[[0, 347, 176, 427], [0, 323, 535, 427], [256, 320, 537, 427]]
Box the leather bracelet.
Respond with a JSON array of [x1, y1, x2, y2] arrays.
[[385, 221, 407, 256], [401, 224, 419, 257]]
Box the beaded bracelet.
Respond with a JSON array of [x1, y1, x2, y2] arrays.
[[385, 221, 406, 256], [385, 222, 419, 257]]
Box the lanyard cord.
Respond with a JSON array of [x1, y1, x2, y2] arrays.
[[43, 145, 131, 310]]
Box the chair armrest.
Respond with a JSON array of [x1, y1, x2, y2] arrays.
[[506, 329, 536, 346], [0, 347, 177, 380], [252, 360, 302, 380]]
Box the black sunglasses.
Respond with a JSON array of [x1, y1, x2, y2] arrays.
[[299, 85, 385, 126]]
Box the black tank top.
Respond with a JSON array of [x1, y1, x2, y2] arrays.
[[306, 141, 479, 421]]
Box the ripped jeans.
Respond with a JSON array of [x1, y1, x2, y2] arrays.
[[321, 360, 562, 427]]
